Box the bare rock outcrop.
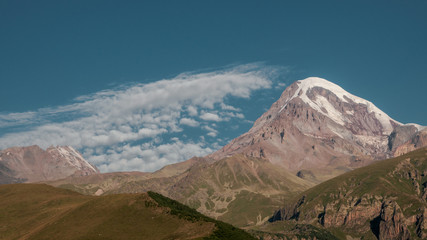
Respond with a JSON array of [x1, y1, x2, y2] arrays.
[[377, 200, 410, 240], [393, 129, 427, 157], [272, 196, 412, 240], [269, 149, 427, 239], [388, 125, 419, 152], [416, 207, 427, 238]]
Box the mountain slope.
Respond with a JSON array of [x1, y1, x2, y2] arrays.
[[0, 184, 255, 240], [209, 77, 426, 181], [50, 154, 314, 227], [269, 147, 427, 239], [166, 154, 314, 226]]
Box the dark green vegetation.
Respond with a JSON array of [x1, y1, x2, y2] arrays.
[[0, 184, 254, 240], [148, 191, 257, 240], [267, 147, 427, 239]]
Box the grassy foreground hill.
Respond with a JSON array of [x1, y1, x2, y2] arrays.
[[0, 184, 256, 240], [265, 147, 427, 239]]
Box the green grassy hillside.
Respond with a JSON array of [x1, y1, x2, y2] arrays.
[[286, 147, 426, 218], [264, 147, 427, 239], [0, 184, 255, 240]]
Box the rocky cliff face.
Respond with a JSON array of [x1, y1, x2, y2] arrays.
[[209, 78, 426, 182], [269, 148, 427, 239], [416, 207, 427, 239], [377, 200, 411, 240], [0, 145, 98, 183], [392, 128, 427, 158]]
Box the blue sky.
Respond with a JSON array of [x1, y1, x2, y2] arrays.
[[0, 1, 426, 172]]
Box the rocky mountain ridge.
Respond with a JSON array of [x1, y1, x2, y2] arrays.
[[0, 145, 98, 184], [269, 147, 427, 239], [209, 77, 426, 181]]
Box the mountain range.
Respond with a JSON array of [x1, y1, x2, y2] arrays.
[[1, 77, 426, 239]]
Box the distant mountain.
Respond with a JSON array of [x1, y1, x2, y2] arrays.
[[0, 145, 98, 184], [209, 77, 426, 181], [268, 147, 427, 239], [47, 77, 426, 228], [390, 125, 427, 157], [0, 184, 255, 240]]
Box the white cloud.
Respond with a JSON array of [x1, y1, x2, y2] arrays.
[[93, 140, 216, 172], [203, 125, 218, 137], [0, 63, 276, 172], [179, 118, 199, 127], [220, 103, 240, 111], [207, 132, 217, 137], [222, 112, 245, 120], [187, 106, 198, 116], [0, 112, 37, 128], [275, 82, 287, 90], [200, 112, 221, 122]]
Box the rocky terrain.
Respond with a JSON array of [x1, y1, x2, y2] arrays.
[[0, 145, 98, 184], [269, 147, 427, 239], [391, 126, 427, 157]]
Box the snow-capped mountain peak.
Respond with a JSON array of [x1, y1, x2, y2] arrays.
[[279, 77, 400, 134], [0, 145, 98, 184], [47, 146, 98, 173], [210, 77, 426, 177], [290, 77, 355, 104]]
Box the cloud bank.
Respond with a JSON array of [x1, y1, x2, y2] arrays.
[[0, 64, 276, 172]]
